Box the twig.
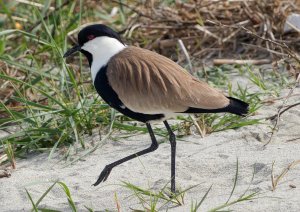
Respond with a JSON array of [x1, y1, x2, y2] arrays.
[[208, 20, 300, 63], [222, 28, 241, 43], [27, 0, 71, 32], [148, 35, 201, 49], [271, 160, 300, 191], [286, 137, 300, 142], [267, 102, 300, 120], [110, 0, 153, 19], [207, 20, 300, 146], [177, 39, 193, 73], [16, 0, 55, 10], [177, 39, 204, 137], [265, 73, 300, 146], [213, 59, 271, 65], [195, 25, 220, 40], [262, 93, 300, 104], [242, 43, 288, 57], [190, 115, 205, 138]]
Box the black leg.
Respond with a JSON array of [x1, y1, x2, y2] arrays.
[[163, 121, 176, 193], [93, 123, 159, 186]]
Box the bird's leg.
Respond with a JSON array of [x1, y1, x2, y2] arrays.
[[93, 123, 159, 186], [163, 121, 176, 194]]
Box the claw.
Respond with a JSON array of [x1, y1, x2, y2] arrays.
[[93, 166, 112, 186]]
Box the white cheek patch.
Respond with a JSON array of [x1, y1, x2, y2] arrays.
[[81, 36, 126, 82]]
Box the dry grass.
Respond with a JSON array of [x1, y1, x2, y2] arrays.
[[102, 0, 300, 61], [271, 160, 300, 191], [2, 0, 299, 112]]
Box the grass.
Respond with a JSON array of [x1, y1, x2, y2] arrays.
[[24, 159, 259, 211], [0, 1, 122, 162], [178, 63, 291, 136], [0, 0, 292, 162], [25, 181, 78, 212], [189, 159, 258, 212], [121, 181, 187, 210], [271, 160, 300, 191], [0, 0, 295, 211]]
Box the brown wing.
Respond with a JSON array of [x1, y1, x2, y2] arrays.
[[106, 46, 229, 114]]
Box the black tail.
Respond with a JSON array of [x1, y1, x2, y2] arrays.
[[183, 97, 249, 116], [226, 97, 249, 116]]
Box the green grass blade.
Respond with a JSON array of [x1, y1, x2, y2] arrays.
[[35, 181, 58, 207], [25, 189, 38, 212], [226, 158, 238, 204], [0, 29, 51, 46], [0, 73, 71, 113], [57, 182, 77, 212], [191, 185, 212, 212]]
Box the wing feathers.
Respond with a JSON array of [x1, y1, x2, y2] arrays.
[[106, 47, 229, 114]]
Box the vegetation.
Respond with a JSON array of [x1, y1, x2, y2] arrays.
[[0, 0, 298, 211], [24, 159, 259, 211]]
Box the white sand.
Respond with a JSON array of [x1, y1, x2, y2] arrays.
[[1, 89, 300, 211]]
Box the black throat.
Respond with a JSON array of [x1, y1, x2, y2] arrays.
[[93, 65, 164, 123], [81, 50, 93, 67]]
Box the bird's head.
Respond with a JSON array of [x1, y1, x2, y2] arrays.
[[63, 24, 124, 61]]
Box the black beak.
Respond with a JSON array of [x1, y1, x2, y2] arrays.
[[63, 44, 81, 58]]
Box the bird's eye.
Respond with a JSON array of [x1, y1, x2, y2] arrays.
[[87, 35, 95, 40]]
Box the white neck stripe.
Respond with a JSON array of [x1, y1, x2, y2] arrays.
[[81, 36, 126, 82]]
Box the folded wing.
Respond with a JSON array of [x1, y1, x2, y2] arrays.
[[106, 47, 230, 114]]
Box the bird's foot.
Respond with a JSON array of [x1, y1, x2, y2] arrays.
[[167, 191, 180, 200], [164, 186, 177, 198], [93, 166, 112, 186], [168, 189, 177, 198]]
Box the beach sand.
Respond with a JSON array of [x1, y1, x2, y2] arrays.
[[1, 88, 300, 211]]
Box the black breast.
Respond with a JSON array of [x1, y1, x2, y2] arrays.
[[93, 65, 164, 123]]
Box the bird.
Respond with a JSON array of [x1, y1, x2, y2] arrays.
[[64, 24, 249, 193]]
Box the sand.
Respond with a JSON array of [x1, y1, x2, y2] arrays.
[[1, 88, 300, 211]]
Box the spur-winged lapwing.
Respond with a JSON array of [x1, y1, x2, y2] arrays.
[[64, 24, 249, 193]]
